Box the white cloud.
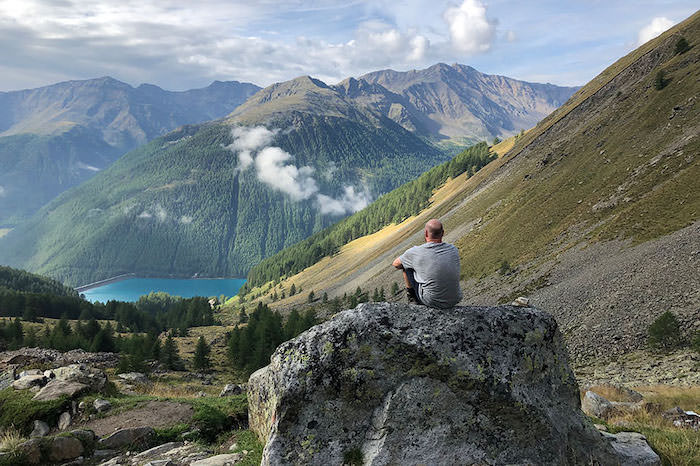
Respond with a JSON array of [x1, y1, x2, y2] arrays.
[[443, 0, 495, 54], [180, 215, 193, 224], [138, 211, 152, 219], [0, 186, 5, 197], [155, 204, 167, 222], [506, 30, 516, 42], [255, 147, 318, 201], [228, 126, 276, 170], [637, 17, 675, 45], [317, 185, 370, 215]]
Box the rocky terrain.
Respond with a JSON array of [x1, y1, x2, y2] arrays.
[[248, 302, 659, 465]]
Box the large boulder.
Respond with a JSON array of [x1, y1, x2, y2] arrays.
[[11, 374, 46, 389], [248, 303, 621, 465], [602, 432, 661, 465], [33, 380, 90, 401], [99, 426, 156, 449], [582, 390, 617, 419], [48, 363, 107, 391]]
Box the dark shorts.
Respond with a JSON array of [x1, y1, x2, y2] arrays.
[[405, 268, 423, 304]]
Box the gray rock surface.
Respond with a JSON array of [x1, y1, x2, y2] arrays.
[[0, 347, 118, 368], [248, 302, 620, 465], [582, 390, 616, 419], [30, 420, 50, 438], [0, 369, 14, 390], [11, 374, 46, 389], [94, 398, 112, 413], [189, 454, 243, 466], [33, 379, 90, 401], [59, 411, 72, 430], [99, 426, 156, 449], [219, 383, 243, 397], [602, 432, 661, 465], [48, 436, 84, 462], [49, 363, 107, 390], [118, 372, 149, 384]]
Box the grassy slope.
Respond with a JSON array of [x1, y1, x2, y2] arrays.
[[238, 12, 700, 312]]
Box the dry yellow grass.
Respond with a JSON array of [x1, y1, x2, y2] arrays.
[[0, 426, 25, 453], [585, 385, 700, 466], [140, 381, 220, 398]]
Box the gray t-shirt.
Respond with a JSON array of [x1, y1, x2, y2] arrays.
[[400, 242, 462, 309]]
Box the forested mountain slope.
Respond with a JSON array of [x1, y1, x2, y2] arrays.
[[242, 11, 700, 363], [0, 265, 77, 297], [0, 82, 447, 286], [0, 77, 260, 224]]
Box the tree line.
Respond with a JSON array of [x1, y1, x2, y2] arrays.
[[244, 142, 495, 289]]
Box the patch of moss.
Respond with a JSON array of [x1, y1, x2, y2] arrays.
[[0, 388, 70, 435]]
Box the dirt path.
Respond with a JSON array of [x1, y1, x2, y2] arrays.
[[79, 401, 193, 437]]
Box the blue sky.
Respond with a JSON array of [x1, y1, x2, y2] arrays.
[[0, 0, 697, 91]]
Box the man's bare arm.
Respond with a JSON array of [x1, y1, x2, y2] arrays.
[[392, 257, 403, 269]]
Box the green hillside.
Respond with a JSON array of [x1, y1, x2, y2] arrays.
[[0, 111, 447, 286], [0, 265, 77, 297], [238, 12, 700, 363]]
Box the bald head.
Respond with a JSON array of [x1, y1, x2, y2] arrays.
[[425, 219, 444, 241]]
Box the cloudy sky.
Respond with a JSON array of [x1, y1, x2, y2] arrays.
[[0, 0, 697, 91]]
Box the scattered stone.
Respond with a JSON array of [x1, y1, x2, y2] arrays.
[[511, 296, 530, 307], [48, 436, 84, 463], [145, 461, 175, 466], [248, 303, 620, 465], [69, 429, 97, 449], [93, 449, 118, 460], [61, 457, 85, 466], [18, 438, 43, 464], [44, 369, 56, 379], [228, 443, 238, 451], [78, 400, 88, 411], [99, 426, 156, 449], [195, 391, 207, 398], [219, 384, 243, 397], [662, 406, 700, 429], [594, 423, 608, 432], [59, 411, 72, 430], [94, 398, 112, 413], [11, 374, 46, 389], [602, 431, 661, 465], [0, 370, 14, 390], [33, 380, 90, 401], [0, 347, 118, 368], [19, 369, 43, 378], [117, 372, 149, 384], [50, 364, 107, 391], [133, 442, 184, 461], [30, 420, 50, 438], [582, 390, 616, 419], [190, 453, 243, 466]]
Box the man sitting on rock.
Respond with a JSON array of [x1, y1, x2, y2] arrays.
[[392, 219, 462, 308]]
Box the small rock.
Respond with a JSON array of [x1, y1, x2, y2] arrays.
[[19, 369, 43, 378], [43, 370, 56, 379], [99, 426, 156, 449], [94, 399, 112, 413], [582, 391, 616, 419], [228, 443, 237, 451], [190, 453, 243, 466], [602, 431, 660, 465], [145, 461, 175, 466], [49, 436, 84, 463], [117, 372, 149, 384], [594, 424, 608, 432], [219, 384, 243, 397], [133, 441, 184, 460], [92, 449, 118, 460], [11, 374, 47, 390], [30, 420, 50, 438], [0, 370, 14, 390], [59, 411, 72, 430], [511, 296, 530, 307]]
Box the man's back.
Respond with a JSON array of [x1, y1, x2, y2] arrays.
[[399, 242, 462, 308]]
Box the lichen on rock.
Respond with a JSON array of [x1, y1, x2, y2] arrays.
[[248, 302, 621, 465]]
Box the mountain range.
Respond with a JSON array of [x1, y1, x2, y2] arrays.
[[0, 77, 261, 225], [241, 11, 700, 363], [0, 65, 577, 286]]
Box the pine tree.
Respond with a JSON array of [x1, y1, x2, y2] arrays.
[[322, 292, 328, 303], [193, 336, 211, 371], [290, 283, 296, 296], [161, 335, 181, 370], [238, 308, 248, 323], [675, 37, 690, 55], [307, 291, 315, 303]]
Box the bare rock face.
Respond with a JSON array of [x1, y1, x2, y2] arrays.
[[248, 303, 621, 465]]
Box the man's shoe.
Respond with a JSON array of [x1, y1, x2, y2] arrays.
[[406, 287, 420, 304]]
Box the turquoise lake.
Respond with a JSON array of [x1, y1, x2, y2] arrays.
[[80, 277, 246, 303]]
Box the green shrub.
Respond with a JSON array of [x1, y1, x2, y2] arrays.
[[654, 71, 667, 90], [648, 311, 682, 351], [190, 396, 248, 443], [343, 447, 364, 465], [498, 259, 512, 275], [675, 37, 690, 55]]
